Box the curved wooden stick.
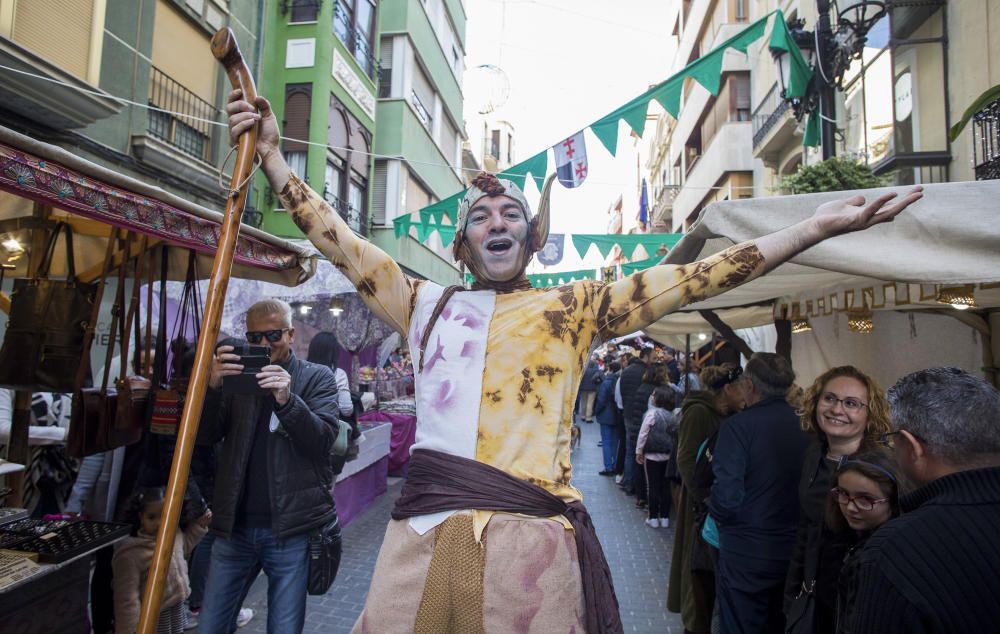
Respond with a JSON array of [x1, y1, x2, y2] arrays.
[[136, 28, 259, 634]]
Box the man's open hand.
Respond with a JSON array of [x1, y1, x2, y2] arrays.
[[812, 186, 924, 238], [209, 345, 243, 390]]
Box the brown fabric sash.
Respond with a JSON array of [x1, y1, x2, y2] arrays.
[[392, 448, 623, 634]]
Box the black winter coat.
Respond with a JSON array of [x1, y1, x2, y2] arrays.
[[619, 360, 648, 428], [627, 383, 655, 436], [784, 439, 852, 633], [198, 352, 342, 539]]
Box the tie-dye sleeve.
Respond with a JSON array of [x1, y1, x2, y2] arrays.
[[278, 172, 419, 334], [592, 242, 766, 338]]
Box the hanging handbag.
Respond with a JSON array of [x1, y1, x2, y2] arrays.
[[0, 222, 99, 392], [66, 231, 117, 458], [306, 514, 343, 595], [149, 249, 202, 436], [785, 540, 820, 634], [114, 236, 151, 432]]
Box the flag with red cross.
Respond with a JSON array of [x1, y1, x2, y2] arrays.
[[552, 131, 588, 188]]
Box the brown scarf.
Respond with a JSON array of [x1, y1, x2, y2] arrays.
[[393, 448, 624, 634]]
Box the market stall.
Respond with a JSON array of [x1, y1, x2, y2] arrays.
[[641, 180, 1000, 388], [0, 123, 315, 629]]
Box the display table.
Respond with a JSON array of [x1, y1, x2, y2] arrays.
[[358, 408, 416, 476], [333, 421, 391, 527]]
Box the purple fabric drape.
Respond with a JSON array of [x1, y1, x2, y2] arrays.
[[358, 410, 416, 476]]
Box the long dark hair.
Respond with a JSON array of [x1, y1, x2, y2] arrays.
[[307, 332, 342, 369], [825, 448, 908, 533]]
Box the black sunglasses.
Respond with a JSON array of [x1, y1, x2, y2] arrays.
[[245, 328, 289, 344]]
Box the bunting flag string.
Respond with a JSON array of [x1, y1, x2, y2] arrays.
[[408, 11, 812, 247], [620, 254, 664, 276], [571, 233, 684, 260]]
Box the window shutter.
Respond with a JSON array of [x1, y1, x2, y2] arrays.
[[13, 0, 94, 80], [283, 84, 312, 152], [732, 74, 750, 111], [372, 161, 387, 225], [411, 63, 434, 114]]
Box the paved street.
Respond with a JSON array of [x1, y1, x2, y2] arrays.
[[234, 418, 684, 632]]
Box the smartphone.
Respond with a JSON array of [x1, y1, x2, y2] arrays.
[[222, 344, 270, 394]]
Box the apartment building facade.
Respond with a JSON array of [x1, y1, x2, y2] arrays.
[[0, 0, 261, 211], [370, 0, 466, 283], [750, 0, 999, 194]]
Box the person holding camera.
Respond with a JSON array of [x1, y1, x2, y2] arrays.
[[196, 299, 341, 634]]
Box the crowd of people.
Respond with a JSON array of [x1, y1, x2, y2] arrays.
[[588, 342, 1000, 633]]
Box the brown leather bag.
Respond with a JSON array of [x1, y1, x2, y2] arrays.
[[113, 236, 151, 432], [68, 232, 145, 457]]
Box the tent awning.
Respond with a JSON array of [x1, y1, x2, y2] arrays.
[[644, 180, 1000, 339], [0, 125, 316, 285]]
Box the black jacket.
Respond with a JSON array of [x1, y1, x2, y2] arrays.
[[709, 396, 808, 560], [627, 383, 655, 436], [784, 438, 852, 632], [851, 467, 1000, 633], [619, 359, 648, 428], [198, 352, 341, 539]]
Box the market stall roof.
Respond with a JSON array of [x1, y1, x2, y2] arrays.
[[643, 179, 1000, 339], [0, 124, 316, 285]]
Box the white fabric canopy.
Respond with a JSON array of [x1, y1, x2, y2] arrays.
[[644, 180, 1000, 339]]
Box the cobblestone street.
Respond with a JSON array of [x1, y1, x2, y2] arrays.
[[234, 418, 683, 632]]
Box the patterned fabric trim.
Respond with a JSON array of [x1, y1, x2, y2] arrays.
[[0, 142, 298, 272]]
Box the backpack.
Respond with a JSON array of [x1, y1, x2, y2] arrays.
[[645, 409, 677, 454], [330, 391, 364, 476]]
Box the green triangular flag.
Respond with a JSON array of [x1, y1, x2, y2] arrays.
[[651, 78, 684, 118], [419, 190, 465, 225], [500, 150, 548, 191], [393, 215, 410, 239], [803, 112, 820, 147], [768, 11, 812, 99], [685, 48, 726, 95], [436, 225, 456, 248], [590, 117, 621, 156]]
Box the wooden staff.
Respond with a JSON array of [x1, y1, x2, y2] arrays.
[[136, 27, 258, 633]]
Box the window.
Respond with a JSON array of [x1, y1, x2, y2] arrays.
[[289, 0, 319, 22], [282, 84, 312, 175], [325, 159, 344, 209], [410, 63, 434, 129], [286, 151, 307, 177], [490, 130, 501, 159], [348, 180, 365, 233], [378, 37, 393, 98], [334, 0, 378, 81], [507, 133, 514, 164]]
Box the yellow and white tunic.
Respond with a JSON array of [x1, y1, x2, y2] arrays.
[[279, 174, 766, 632]]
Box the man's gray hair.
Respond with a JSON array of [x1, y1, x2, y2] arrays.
[[744, 352, 795, 400], [246, 299, 293, 328], [887, 367, 1000, 465]]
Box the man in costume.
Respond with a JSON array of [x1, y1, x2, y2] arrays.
[[226, 90, 922, 632]]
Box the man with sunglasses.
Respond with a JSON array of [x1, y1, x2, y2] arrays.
[[851, 368, 1000, 633], [196, 299, 341, 634]]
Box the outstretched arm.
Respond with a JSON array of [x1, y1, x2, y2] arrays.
[[594, 188, 923, 338], [227, 90, 419, 334]]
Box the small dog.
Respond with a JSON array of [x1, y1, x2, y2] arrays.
[[570, 423, 582, 451]]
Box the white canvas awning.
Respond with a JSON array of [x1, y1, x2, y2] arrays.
[[644, 179, 1000, 340]]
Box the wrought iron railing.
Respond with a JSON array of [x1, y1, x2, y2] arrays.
[[752, 82, 791, 149], [147, 66, 218, 163], [333, 2, 380, 82], [973, 98, 1000, 180], [324, 190, 365, 235]]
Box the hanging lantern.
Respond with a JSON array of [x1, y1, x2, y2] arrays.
[[788, 304, 811, 333], [329, 295, 345, 317], [847, 307, 874, 334], [936, 284, 976, 311]]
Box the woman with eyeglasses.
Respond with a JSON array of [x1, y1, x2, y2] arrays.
[[784, 367, 892, 634], [825, 450, 906, 634]]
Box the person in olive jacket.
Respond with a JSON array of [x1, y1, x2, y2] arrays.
[[667, 363, 745, 634], [783, 366, 892, 634], [196, 299, 342, 634]]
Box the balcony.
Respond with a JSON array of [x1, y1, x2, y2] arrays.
[[973, 98, 1000, 181], [0, 35, 120, 129], [334, 3, 380, 83], [131, 66, 220, 193], [752, 83, 798, 169], [671, 121, 753, 231], [324, 189, 366, 235]]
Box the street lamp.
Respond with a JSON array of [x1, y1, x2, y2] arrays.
[[770, 1, 887, 158]]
